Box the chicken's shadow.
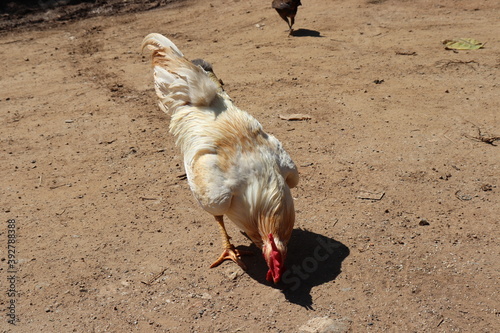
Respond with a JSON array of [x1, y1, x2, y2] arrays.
[[239, 228, 349, 309], [291, 28, 323, 37]]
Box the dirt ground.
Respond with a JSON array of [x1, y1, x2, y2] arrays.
[[1, 0, 499, 331]]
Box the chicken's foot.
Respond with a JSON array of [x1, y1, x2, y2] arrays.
[[210, 216, 252, 270]]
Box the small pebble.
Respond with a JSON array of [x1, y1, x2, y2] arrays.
[[419, 219, 430, 226]]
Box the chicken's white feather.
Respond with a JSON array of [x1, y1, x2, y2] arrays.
[[143, 33, 299, 282], [142, 33, 184, 57], [142, 33, 218, 111]]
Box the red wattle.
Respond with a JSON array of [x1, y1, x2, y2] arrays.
[[266, 269, 273, 281]]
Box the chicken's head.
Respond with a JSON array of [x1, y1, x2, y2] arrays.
[[263, 233, 286, 283]]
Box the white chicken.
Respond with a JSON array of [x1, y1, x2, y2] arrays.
[[142, 33, 299, 283]]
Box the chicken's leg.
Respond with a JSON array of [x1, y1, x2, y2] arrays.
[[210, 216, 251, 270], [288, 16, 295, 35], [276, 12, 295, 36]]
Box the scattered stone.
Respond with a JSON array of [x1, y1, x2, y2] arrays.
[[200, 293, 212, 299], [480, 184, 493, 191], [226, 268, 244, 280], [455, 190, 473, 201], [419, 219, 430, 226], [439, 172, 452, 180], [299, 316, 350, 333]]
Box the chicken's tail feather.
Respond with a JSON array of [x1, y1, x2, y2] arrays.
[[142, 33, 218, 112], [141, 33, 184, 57]]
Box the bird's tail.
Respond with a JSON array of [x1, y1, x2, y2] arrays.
[[142, 33, 219, 112]]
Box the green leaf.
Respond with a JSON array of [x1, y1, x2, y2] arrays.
[[442, 38, 485, 50]]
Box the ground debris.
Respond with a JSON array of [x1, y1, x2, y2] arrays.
[[419, 219, 430, 226], [455, 190, 473, 201], [395, 50, 417, 56], [279, 114, 312, 121], [142, 268, 168, 286], [464, 123, 500, 146], [298, 316, 351, 333], [442, 38, 484, 50], [480, 184, 494, 191], [435, 59, 479, 70], [356, 190, 385, 201]]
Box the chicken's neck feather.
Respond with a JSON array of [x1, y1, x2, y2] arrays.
[[225, 162, 295, 250]]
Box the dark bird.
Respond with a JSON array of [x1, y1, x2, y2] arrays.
[[191, 58, 224, 87], [272, 0, 302, 35]]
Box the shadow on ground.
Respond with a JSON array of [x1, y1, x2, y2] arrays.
[[292, 28, 323, 37], [240, 228, 350, 309], [0, 0, 183, 31]]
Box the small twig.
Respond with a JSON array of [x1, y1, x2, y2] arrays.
[[443, 134, 454, 143], [464, 122, 500, 146], [442, 129, 454, 143], [99, 139, 117, 145], [436, 60, 479, 70], [279, 114, 312, 121], [50, 183, 70, 189], [38, 174, 43, 186], [465, 133, 500, 145], [56, 208, 66, 216], [140, 197, 159, 201], [395, 51, 417, 56], [436, 318, 444, 327], [141, 268, 167, 286]]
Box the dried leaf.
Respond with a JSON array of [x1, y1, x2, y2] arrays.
[[279, 114, 312, 121], [442, 38, 484, 50]]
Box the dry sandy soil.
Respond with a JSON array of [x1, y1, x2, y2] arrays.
[[1, 0, 499, 332]]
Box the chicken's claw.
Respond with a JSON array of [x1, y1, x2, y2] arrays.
[[210, 245, 252, 270]]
